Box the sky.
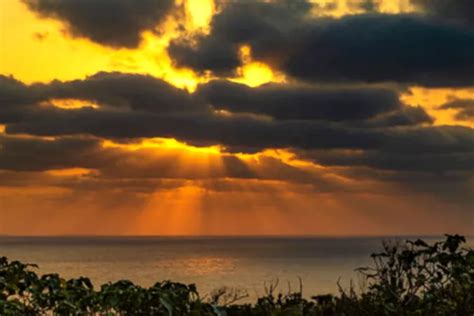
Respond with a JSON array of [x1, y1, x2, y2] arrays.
[[0, 0, 473, 236]]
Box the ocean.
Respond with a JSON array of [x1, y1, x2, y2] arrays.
[[1, 236, 471, 301]]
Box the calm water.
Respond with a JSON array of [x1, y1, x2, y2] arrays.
[[1, 236, 472, 301]]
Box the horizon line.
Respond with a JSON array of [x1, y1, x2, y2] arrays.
[[0, 233, 470, 239]]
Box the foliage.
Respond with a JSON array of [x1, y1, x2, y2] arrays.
[[1, 235, 473, 315]]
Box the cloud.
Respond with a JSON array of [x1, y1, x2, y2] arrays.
[[0, 134, 350, 193], [362, 106, 433, 127], [0, 76, 472, 228], [349, 0, 380, 12], [440, 99, 474, 120], [23, 0, 175, 48], [42, 72, 204, 114], [0, 135, 115, 171], [0, 73, 470, 154], [282, 14, 474, 87], [299, 148, 473, 172], [412, 0, 474, 27], [168, 0, 312, 76], [0, 76, 43, 123], [169, 1, 474, 87], [1, 72, 472, 198], [196, 80, 404, 121]]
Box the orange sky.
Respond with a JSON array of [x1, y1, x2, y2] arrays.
[[0, 0, 472, 236]]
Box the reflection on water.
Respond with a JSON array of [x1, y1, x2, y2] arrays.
[[176, 257, 236, 276], [0, 236, 471, 301]]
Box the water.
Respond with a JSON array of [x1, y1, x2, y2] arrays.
[[0, 236, 471, 301]]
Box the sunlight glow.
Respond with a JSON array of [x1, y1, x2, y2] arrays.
[[131, 178, 379, 236], [101, 137, 226, 181], [1, 0, 472, 237], [46, 168, 93, 177], [102, 138, 223, 155], [0, 0, 206, 91], [41, 98, 100, 109], [184, 0, 215, 32], [136, 183, 206, 235], [236, 149, 323, 170], [230, 45, 286, 87], [312, 0, 416, 17], [402, 87, 474, 127]]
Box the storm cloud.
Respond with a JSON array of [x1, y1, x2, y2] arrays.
[[196, 80, 404, 121], [1, 73, 472, 172], [169, 1, 474, 87], [412, 0, 474, 27], [23, 0, 175, 47]]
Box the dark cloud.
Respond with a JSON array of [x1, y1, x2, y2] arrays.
[[412, 0, 474, 27], [378, 125, 473, 154], [1, 72, 473, 211], [197, 80, 403, 121], [23, 0, 175, 48], [363, 106, 433, 127], [0, 72, 205, 122], [1, 73, 472, 180], [169, 0, 312, 76], [0, 134, 336, 190], [336, 166, 474, 208], [42, 72, 204, 114], [300, 149, 473, 172], [349, 0, 379, 12], [169, 1, 474, 87], [5, 99, 472, 159], [0, 76, 40, 106], [0, 135, 115, 171], [440, 99, 474, 120], [0, 76, 42, 123], [283, 14, 474, 87], [4, 109, 382, 150]]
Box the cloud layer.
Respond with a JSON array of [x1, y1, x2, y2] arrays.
[[170, 1, 474, 87], [23, 0, 175, 47]]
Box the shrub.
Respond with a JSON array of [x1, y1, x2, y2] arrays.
[[0, 235, 472, 315]]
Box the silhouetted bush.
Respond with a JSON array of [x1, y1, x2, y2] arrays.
[[1, 235, 473, 315]]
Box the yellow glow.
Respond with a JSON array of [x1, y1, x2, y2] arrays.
[[41, 98, 100, 109], [402, 87, 474, 127], [135, 184, 206, 235], [213, 109, 273, 122], [102, 137, 223, 155], [0, 0, 420, 93], [0, 1, 205, 90], [312, 0, 416, 17], [0, 0, 108, 83], [378, 0, 415, 13], [233, 62, 279, 87], [46, 168, 93, 177], [185, 0, 215, 32], [0, 125, 5, 134], [236, 149, 323, 170], [230, 45, 285, 87], [102, 137, 226, 181], [132, 178, 378, 236], [0, 0, 285, 91], [0, 186, 70, 195]]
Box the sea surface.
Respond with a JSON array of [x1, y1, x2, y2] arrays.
[[1, 236, 472, 301]]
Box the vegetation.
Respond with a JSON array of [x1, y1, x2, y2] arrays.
[[1, 235, 473, 315]]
